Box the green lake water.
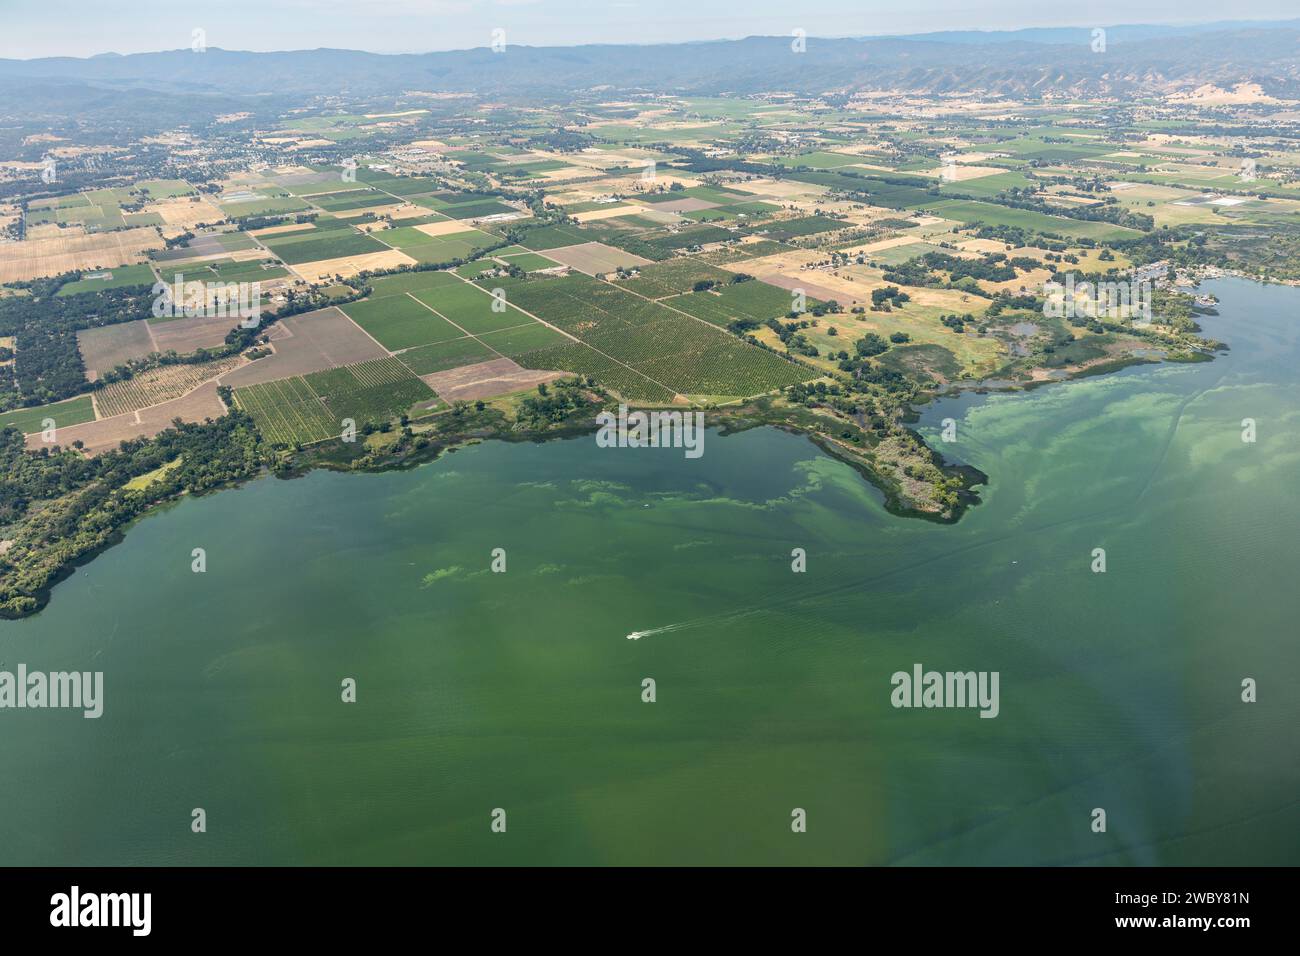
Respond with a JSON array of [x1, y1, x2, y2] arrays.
[[0, 277, 1296, 865]]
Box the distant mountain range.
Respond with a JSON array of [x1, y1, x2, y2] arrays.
[[2, 20, 1300, 111]]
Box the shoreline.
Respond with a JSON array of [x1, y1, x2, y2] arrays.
[[0, 290, 1240, 622]]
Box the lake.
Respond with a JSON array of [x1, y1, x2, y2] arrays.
[[1, 277, 1296, 865]]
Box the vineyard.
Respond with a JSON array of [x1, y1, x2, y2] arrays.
[[235, 358, 440, 446], [501, 275, 816, 399], [232, 376, 337, 445], [516, 342, 676, 404], [303, 357, 439, 426], [95, 355, 247, 419]]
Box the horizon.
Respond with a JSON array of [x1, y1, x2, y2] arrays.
[[3, 1, 1299, 60]]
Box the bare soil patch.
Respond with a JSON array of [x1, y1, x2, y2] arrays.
[[77, 320, 157, 380], [421, 357, 566, 401], [219, 307, 388, 386]]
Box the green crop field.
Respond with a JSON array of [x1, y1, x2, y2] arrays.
[[940, 171, 1037, 198], [441, 200, 515, 220], [698, 240, 793, 264], [497, 252, 558, 271], [281, 178, 369, 198], [397, 336, 496, 375], [380, 230, 497, 264], [0, 395, 97, 434], [517, 223, 593, 251], [238, 343, 427, 442], [370, 177, 443, 198], [412, 280, 530, 334], [264, 230, 389, 264], [455, 260, 501, 278], [56, 264, 156, 296], [478, 322, 568, 356], [374, 226, 444, 249], [161, 259, 288, 283], [368, 271, 460, 297], [216, 232, 259, 252], [919, 199, 1141, 240], [218, 195, 311, 219], [341, 295, 463, 351], [310, 189, 394, 212]]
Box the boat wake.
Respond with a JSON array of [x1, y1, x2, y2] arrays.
[[625, 623, 688, 641]]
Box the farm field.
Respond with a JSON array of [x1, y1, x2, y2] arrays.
[[539, 241, 652, 275], [919, 199, 1142, 240], [0, 395, 96, 434], [221, 307, 389, 386], [235, 357, 439, 445], [397, 336, 496, 375], [410, 279, 534, 334], [477, 322, 568, 356], [662, 279, 806, 326], [515, 342, 678, 403], [0, 227, 160, 283], [262, 230, 389, 265], [499, 274, 815, 398], [303, 357, 439, 425], [376, 227, 497, 263], [77, 320, 157, 378], [232, 376, 338, 445], [618, 258, 736, 298], [341, 294, 465, 351], [55, 263, 156, 296], [94, 355, 247, 418]]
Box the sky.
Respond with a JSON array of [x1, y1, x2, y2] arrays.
[[4, 0, 1299, 59]]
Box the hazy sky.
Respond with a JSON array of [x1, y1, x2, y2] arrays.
[[4, 0, 1299, 59]]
